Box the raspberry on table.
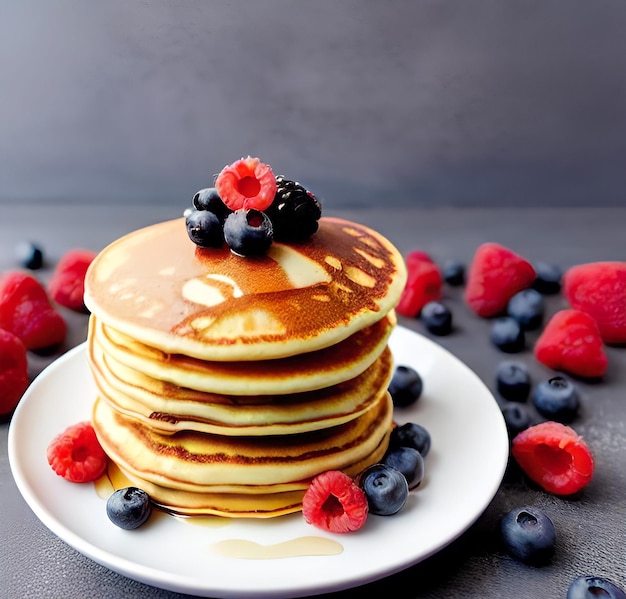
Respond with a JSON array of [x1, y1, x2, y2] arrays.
[[47, 421, 108, 483], [0, 328, 29, 417], [0, 271, 66, 350], [511, 421, 594, 496], [534, 309, 608, 379], [302, 470, 368, 533], [215, 156, 277, 212], [396, 258, 442, 318], [562, 261, 626, 345], [464, 242, 536, 318], [48, 249, 98, 312]]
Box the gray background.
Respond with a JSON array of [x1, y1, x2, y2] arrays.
[[2, 0, 626, 208]]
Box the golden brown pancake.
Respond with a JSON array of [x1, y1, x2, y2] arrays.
[[92, 392, 393, 517], [89, 312, 394, 395], [84, 217, 407, 361], [89, 338, 394, 436], [86, 214, 406, 517]]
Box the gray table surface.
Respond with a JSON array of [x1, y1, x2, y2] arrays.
[[2, 204, 626, 599]]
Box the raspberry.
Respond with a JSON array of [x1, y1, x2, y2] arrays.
[[47, 421, 108, 483], [215, 156, 277, 212], [562, 261, 626, 345], [396, 258, 443, 318], [302, 470, 368, 533], [48, 249, 98, 312], [511, 421, 594, 496], [534, 309, 608, 378], [0, 328, 29, 417], [464, 242, 536, 318], [0, 271, 66, 350]]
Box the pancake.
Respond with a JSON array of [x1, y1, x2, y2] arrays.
[[90, 311, 395, 396], [83, 217, 407, 361], [89, 338, 394, 436], [92, 391, 393, 517], [87, 210, 406, 518]]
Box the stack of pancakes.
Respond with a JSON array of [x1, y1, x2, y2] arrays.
[[84, 216, 407, 518]]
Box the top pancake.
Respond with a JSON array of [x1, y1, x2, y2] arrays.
[[84, 216, 407, 361]]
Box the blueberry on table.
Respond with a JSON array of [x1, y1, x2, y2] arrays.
[[567, 575, 626, 599], [496, 360, 531, 402], [500, 506, 556, 566], [441, 259, 465, 286], [224, 209, 274, 256], [390, 422, 431, 457], [358, 464, 409, 516], [383, 446, 425, 489], [507, 288, 545, 330], [532, 262, 562, 295], [186, 209, 224, 248], [420, 301, 453, 335], [388, 365, 423, 407], [490, 317, 525, 353], [16, 241, 44, 270], [532, 376, 579, 423], [106, 487, 152, 530], [501, 403, 532, 438]]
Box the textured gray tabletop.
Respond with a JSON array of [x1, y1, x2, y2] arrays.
[[1, 204, 625, 599]]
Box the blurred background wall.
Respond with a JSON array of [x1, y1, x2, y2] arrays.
[[1, 0, 626, 208]]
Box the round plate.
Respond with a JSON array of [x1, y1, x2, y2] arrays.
[[9, 326, 508, 598]]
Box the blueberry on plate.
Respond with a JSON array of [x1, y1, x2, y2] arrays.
[[500, 506, 556, 566], [186, 209, 224, 248], [532, 262, 562, 295], [567, 575, 626, 599], [224, 209, 273, 256], [441, 259, 465, 286], [496, 360, 531, 402], [390, 422, 431, 457], [507, 288, 545, 330], [106, 487, 152, 530], [388, 365, 423, 407], [383, 446, 425, 489], [490, 317, 525, 353], [532, 376, 579, 423], [420, 301, 453, 336], [16, 241, 44, 270], [501, 403, 532, 438], [358, 464, 409, 516]]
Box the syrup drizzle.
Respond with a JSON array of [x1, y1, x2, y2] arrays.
[[94, 463, 344, 559]]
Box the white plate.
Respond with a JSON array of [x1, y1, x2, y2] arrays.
[[9, 326, 508, 598]]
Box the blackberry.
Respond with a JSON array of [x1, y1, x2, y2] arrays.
[[265, 176, 322, 242]]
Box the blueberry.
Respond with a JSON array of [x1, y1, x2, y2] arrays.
[[186, 209, 224, 248], [383, 446, 425, 489], [496, 360, 531, 402], [420, 301, 452, 335], [16, 241, 44, 270], [192, 187, 232, 222], [500, 506, 556, 565], [567, 575, 626, 599], [490, 317, 525, 353], [106, 487, 152, 530], [390, 422, 431, 457], [507, 288, 545, 330], [441, 259, 465, 286], [532, 262, 562, 295], [388, 365, 423, 407], [532, 376, 579, 423], [359, 464, 409, 516], [224, 209, 273, 256], [501, 403, 532, 437]]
